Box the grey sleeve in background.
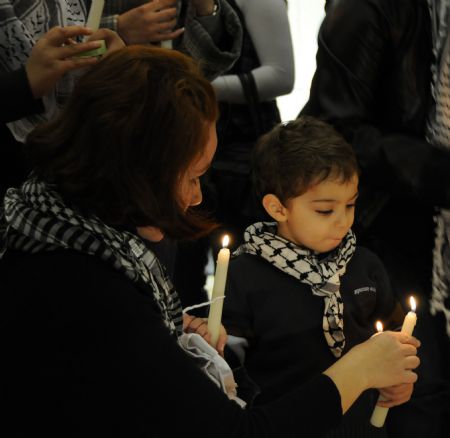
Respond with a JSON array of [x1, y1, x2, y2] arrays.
[[99, 1, 242, 80], [177, 0, 243, 80], [212, 0, 295, 103]]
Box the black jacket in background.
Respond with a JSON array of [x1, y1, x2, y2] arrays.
[[0, 68, 42, 197], [301, 0, 450, 299]]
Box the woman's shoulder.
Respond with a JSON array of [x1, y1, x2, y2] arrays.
[[0, 249, 155, 311]]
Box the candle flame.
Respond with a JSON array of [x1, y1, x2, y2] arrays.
[[410, 296, 416, 312], [376, 321, 383, 333], [222, 235, 230, 248]]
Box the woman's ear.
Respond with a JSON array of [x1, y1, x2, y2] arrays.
[[262, 194, 288, 222]]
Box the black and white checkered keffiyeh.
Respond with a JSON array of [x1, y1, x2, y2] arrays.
[[0, 0, 87, 142], [235, 222, 357, 358], [426, 0, 450, 336], [0, 178, 183, 337]]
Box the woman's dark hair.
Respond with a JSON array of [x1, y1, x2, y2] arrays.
[[252, 116, 359, 203], [27, 45, 218, 239]]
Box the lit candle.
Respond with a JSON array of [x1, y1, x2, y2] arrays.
[[401, 296, 417, 335], [370, 297, 417, 428], [86, 0, 105, 32], [207, 235, 230, 348]]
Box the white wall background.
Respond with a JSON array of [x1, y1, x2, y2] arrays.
[[277, 0, 326, 122]]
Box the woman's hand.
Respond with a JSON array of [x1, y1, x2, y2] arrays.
[[183, 313, 227, 357], [357, 331, 420, 389], [117, 0, 184, 44], [377, 383, 415, 408], [323, 331, 420, 414], [26, 26, 104, 98]]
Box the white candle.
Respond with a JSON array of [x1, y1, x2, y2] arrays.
[[207, 235, 230, 348], [86, 0, 105, 32], [401, 297, 417, 335], [370, 297, 417, 428], [160, 40, 173, 50]]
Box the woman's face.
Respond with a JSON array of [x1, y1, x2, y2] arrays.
[[178, 121, 217, 210], [137, 122, 217, 243]]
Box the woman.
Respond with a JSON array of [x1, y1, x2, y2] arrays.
[[0, 46, 419, 437]]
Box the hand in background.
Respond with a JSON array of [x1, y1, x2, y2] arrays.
[[190, 0, 217, 16], [183, 313, 227, 357], [26, 26, 104, 98], [377, 383, 415, 408], [117, 0, 184, 44], [87, 28, 125, 55]]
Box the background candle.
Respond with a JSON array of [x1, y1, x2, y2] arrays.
[[207, 235, 230, 348], [86, 0, 105, 32], [370, 297, 417, 428], [161, 40, 173, 49]]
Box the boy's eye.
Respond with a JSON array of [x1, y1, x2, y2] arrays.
[[316, 210, 333, 216], [346, 204, 356, 209]]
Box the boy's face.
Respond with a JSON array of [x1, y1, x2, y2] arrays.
[[277, 174, 358, 253]]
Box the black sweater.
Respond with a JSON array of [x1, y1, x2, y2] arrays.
[[0, 68, 42, 197], [223, 247, 396, 437], [0, 248, 342, 437]]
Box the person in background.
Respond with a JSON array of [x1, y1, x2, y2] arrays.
[[0, 45, 420, 438], [223, 116, 408, 437], [300, 1, 450, 437], [174, 0, 294, 312], [0, 0, 241, 206], [100, 0, 242, 79], [0, 25, 124, 198]]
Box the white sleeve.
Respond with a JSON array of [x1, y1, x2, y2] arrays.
[[212, 0, 295, 103]]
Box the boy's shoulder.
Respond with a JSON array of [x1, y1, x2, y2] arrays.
[[229, 251, 274, 273], [348, 245, 387, 275], [228, 251, 298, 291]]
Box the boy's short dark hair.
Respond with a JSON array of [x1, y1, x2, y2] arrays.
[[252, 116, 359, 203]]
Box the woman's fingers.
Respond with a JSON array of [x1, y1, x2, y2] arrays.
[[398, 334, 421, 348], [403, 354, 420, 371], [58, 40, 103, 59], [43, 25, 93, 46]]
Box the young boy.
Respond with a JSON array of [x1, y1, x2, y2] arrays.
[[222, 116, 411, 437]]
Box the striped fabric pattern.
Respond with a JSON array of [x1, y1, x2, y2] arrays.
[[426, 1, 450, 336], [235, 222, 357, 358], [0, 178, 183, 337]]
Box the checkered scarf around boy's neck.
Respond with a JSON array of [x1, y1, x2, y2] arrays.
[[0, 178, 183, 337], [0, 0, 88, 143], [235, 222, 357, 358]]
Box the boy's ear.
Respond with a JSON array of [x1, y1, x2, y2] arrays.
[[262, 194, 288, 222]]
